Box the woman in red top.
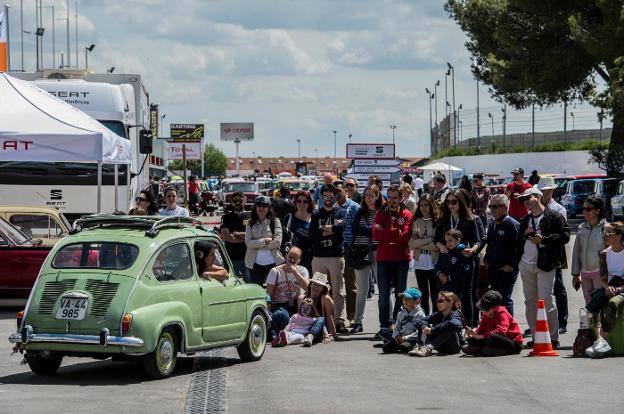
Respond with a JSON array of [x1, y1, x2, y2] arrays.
[[463, 290, 523, 356]]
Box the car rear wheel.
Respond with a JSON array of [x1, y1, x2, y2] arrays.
[[26, 352, 63, 375], [142, 327, 178, 379], [237, 311, 267, 362]]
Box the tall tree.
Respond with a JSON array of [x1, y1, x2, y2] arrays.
[[446, 0, 624, 176], [168, 143, 228, 176]]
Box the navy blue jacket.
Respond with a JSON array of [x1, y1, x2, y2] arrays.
[[434, 243, 474, 293], [484, 215, 520, 269], [415, 310, 465, 336]]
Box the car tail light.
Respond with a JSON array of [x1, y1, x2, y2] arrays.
[[16, 310, 24, 330], [121, 313, 133, 335]]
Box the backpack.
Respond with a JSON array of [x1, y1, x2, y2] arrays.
[[270, 215, 293, 255]]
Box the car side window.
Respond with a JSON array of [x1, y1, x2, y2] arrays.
[[152, 243, 193, 282], [9, 214, 64, 239]]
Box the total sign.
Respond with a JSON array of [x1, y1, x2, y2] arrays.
[[167, 141, 201, 160]]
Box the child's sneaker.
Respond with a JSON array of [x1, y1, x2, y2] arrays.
[[302, 334, 314, 347], [409, 345, 432, 357], [272, 331, 288, 347]]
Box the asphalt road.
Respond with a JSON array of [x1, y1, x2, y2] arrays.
[[1, 219, 622, 413]]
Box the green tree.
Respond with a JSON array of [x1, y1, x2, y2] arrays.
[[446, 0, 624, 176], [168, 143, 228, 176]]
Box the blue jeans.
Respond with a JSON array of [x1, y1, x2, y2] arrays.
[[488, 267, 519, 316], [231, 259, 250, 283], [376, 260, 409, 329], [270, 307, 290, 339]]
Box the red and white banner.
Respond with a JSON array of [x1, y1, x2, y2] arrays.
[[167, 141, 201, 160]]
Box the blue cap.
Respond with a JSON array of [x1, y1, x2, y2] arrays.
[[399, 287, 422, 300]]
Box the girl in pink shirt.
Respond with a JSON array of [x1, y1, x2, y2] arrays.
[[272, 298, 327, 347]]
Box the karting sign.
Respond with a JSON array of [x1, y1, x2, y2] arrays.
[[170, 124, 204, 139], [167, 141, 201, 160]]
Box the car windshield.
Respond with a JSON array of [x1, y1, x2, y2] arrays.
[[603, 179, 620, 195], [52, 242, 139, 270], [0, 217, 29, 245], [282, 181, 311, 191], [572, 181, 596, 194], [226, 182, 256, 192]]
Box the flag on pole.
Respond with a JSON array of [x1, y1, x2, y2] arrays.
[[0, 10, 7, 72]]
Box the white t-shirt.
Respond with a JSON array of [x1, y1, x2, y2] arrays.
[[255, 249, 275, 266], [414, 177, 424, 190], [159, 206, 190, 217], [522, 213, 543, 265], [265, 265, 309, 304], [606, 246, 624, 282]]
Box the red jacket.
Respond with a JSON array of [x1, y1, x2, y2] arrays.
[[475, 306, 523, 343], [372, 205, 413, 262]]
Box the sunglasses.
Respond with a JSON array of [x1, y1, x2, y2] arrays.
[[256, 203, 269, 208], [364, 193, 377, 199], [436, 298, 449, 303], [518, 196, 531, 202], [489, 204, 504, 209], [286, 255, 300, 262], [323, 195, 335, 199], [582, 207, 596, 211], [296, 199, 309, 204], [345, 183, 355, 188], [446, 199, 458, 205], [135, 197, 148, 202], [232, 199, 244, 204]]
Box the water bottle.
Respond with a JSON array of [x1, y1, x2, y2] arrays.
[[579, 308, 589, 329]]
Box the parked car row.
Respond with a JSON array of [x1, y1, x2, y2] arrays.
[[214, 177, 317, 210]]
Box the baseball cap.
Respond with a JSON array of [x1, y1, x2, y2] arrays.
[[511, 167, 524, 175], [477, 290, 502, 311], [254, 195, 271, 205], [398, 287, 422, 300], [517, 187, 543, 200]]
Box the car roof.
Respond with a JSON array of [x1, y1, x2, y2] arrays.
[[0, 205, 64, 215]]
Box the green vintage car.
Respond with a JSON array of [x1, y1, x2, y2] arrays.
[[9, 215, 269, 379]]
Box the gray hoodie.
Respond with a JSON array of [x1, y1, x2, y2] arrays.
[[392, 305, 426, 341], [571, 219, 607, 276]]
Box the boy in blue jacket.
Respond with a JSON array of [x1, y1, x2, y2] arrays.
[[379, 288, 426, 354], [434, 229, 474, 303]]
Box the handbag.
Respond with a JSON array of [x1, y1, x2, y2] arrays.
[[573, 308, 595, 357]]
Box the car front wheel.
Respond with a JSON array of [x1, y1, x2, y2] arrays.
[[142, 327, 178, 379], [26, 352, 63, 375], [237, 311, 267, 362]]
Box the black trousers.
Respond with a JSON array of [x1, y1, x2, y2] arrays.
[[425, 327, 462, 354], [249, 263, 274, 286], [467, 334, 522, 356], [415, 269, 438, 315], [553, 267, 568, 329]]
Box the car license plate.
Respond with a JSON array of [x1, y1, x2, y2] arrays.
[[55, 297, 88, 320]]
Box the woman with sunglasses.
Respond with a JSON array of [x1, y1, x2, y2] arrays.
[[289, 190, 315, 274], [346, 184, 384, 333], [129, 189, 158, 215], [409, 193, 440, 315], [159, 186, 190, 217], [571, 196, 607, 305], [245, 196, 285, 286], [585, 221, 624, 358], [434, 190, 482, 325]]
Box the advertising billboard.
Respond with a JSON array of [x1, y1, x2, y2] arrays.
[[170, 124, 204, 139], [346, 143, 395, 159], [220, 123, 254, 141]]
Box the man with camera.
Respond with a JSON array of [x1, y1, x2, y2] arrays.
[[311, 184, 348, 333], [514, 187, 570, 348]]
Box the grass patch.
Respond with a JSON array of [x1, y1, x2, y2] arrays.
[[432, 139, 609, 159]]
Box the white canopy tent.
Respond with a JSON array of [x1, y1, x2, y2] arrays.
[[0, 73, 131, 212], [420, 161, 464, 186]]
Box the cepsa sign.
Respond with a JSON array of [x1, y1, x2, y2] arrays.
[[220, 123, 254, 141]]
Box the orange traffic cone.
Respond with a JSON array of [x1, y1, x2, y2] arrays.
[[529, 299, 559, 357]]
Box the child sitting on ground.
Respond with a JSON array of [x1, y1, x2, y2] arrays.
[[409, 291, 465, 357], [434, 229, 473, 301], [463, 290, 523, 356], [272, 297, 328, 347], [378, 288, 426, 354]]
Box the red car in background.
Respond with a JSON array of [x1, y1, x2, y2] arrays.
[[0, 217, 53, 298]]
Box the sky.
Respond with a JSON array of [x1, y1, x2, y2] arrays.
[[4, 0, 609, 158]]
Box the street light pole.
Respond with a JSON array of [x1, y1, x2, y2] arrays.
[[434, 80, 440, 127], [389, 125, 397, 145], [476, 79, 480, 151], [296, 138, 301, 159], [501, 105, 507, 149], [425, 88, 434, 156], [160, 114, 166, 138], [488, 112, 495, 138], [447, 62, 456, 145], [332, 130, 337, 174], [444, 70, 449, 118], [84, 43, 95, 69], [456, 104, 462, 146], [570, 112, 575, 131]]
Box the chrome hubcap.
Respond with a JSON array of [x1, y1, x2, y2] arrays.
[[160, 340, 173, 362]]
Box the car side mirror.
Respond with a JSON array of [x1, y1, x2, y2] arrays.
[[139, 129, 153, 154]]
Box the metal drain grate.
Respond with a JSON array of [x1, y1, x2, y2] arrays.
[[185, 349, 226, 414]]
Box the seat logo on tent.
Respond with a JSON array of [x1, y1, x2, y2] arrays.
[[2, 140, 33, 150]]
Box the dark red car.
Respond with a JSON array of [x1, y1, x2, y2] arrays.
[[0, 217, 53, 298]]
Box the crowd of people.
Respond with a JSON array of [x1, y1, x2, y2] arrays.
[[122, 167, 624, 359]]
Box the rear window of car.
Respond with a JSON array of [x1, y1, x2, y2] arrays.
[[52, 242, 139, 270], [572, 181, 596, 194]]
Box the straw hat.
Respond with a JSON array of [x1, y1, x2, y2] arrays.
[[309, 272, 331, 291], [536, 176, 557, 191]]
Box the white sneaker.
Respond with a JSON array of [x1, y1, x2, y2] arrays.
[[302, 334, 313, 347], [593, 338, 612, 354]]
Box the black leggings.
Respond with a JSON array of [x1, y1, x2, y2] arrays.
[[249, 263, 274, 286], [415, 269, 438, 315], [467, 334, 522, 356], [425, 327, 462, 354]]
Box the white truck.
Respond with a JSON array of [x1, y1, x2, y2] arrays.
[[1, 69, 162, 220]]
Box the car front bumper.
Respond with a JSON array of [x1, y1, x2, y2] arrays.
[[9, 326, 144, 348]]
